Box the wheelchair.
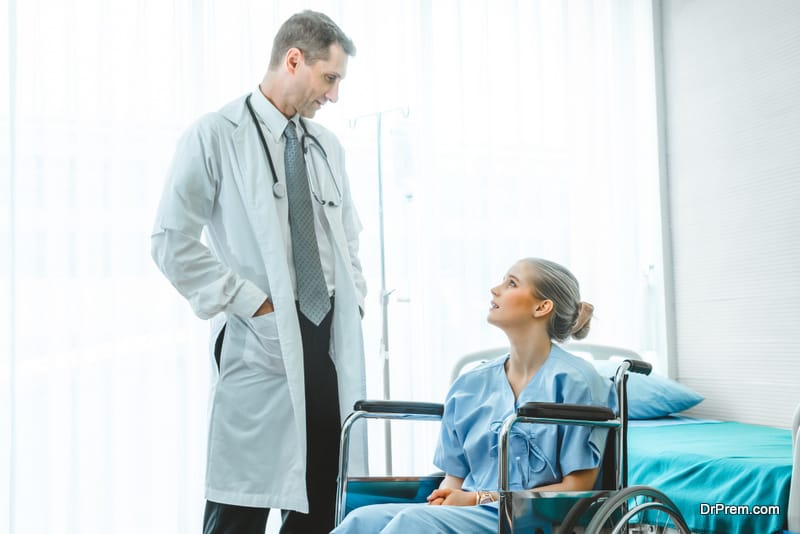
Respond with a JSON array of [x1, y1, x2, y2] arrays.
[[334, 349, 691, 533]]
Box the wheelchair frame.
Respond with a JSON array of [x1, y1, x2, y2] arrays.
[[335, 355, 690, 533]]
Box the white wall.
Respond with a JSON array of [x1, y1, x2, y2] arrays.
[[657, 0, 800, 428]]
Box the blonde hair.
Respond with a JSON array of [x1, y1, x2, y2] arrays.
[[523, 258, 594, 342]]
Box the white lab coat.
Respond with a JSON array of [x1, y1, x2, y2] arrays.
[[151, 94, 367, 512]]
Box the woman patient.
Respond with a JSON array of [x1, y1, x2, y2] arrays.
[[332, 257, 615, 533]]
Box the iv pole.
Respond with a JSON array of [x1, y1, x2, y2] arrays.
[[349, 106, 409, 475]]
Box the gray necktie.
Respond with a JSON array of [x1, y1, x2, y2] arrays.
[[284, 121, 331, 325]]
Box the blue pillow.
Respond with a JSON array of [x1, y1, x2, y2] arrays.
[[592, 360, 704, 419]]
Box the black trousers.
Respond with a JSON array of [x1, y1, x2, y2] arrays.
[[204, 300, 340, 534]]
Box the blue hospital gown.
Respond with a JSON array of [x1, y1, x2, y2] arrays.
[[332, 345, 616, 534]]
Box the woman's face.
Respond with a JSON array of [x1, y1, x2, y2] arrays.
[[487, 261, 541, 329]]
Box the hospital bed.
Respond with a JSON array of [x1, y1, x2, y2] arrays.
[[335, 344, 800, 533], [626, 415, 797, 533]]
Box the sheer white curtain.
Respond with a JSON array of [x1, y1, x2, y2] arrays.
[[340, 0, 665, 475], [1, 1, 663, 532]]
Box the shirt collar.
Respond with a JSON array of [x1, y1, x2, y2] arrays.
[[248, 87, 300, 143]]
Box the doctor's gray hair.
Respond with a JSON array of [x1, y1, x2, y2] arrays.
[[523, 258, 594, 342], [269, 10, 356, 69]]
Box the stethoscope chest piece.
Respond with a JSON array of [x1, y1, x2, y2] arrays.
[[245, 93, 342, 206]]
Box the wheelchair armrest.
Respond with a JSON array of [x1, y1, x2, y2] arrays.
[[518, 402, 615, 421], [353, 400, 444, 417], [499, 402, 618, 493], [336, 400, 443, 525]]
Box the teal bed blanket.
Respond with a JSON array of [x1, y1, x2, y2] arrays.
[[627, 419, 793, 534]]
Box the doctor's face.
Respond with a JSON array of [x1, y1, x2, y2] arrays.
[[487, 261, 541, 329], [292, 43, 348, 118]]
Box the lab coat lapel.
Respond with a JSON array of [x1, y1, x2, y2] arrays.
[[227, 102, 277, 237], [222, 96, 310, 505], [226, 99, 289, 277], [228, 105, 305, 354]]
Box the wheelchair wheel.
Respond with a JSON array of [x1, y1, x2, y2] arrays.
[[585, 486, 690, 534], [556, 492, 610, 534]]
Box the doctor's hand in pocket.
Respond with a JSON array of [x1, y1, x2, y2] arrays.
[[253, 298, 274, 317]]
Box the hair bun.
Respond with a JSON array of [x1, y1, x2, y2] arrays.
[[570, 301, 594, 339]]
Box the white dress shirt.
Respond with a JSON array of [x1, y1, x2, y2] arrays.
[[248, 88, 336, 297]]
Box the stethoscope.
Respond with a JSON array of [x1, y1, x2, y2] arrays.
[[245, 94, 343, 207]]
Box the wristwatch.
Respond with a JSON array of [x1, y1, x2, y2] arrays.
[[477, 490, 496, 504]]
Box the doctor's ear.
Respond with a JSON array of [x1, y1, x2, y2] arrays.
[[285, 48, 304, 72], [532, 299, 553, 318]]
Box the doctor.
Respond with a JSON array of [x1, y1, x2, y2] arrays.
[[151, 10, 366, 534]]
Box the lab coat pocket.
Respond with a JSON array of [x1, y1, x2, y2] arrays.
[[243, 312, 285, 375]]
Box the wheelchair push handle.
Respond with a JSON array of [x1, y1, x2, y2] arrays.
[[624, 359, 652, 375]]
